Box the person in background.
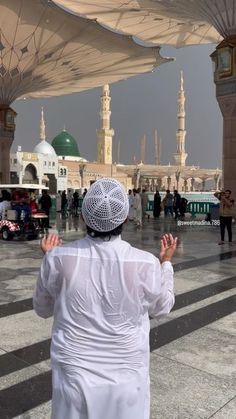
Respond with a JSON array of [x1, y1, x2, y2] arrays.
[[82, 188, 88, 199], [173, 190, 181, 220], [141, 189, 149, 221], [29, 193, 38, 215], [73, 190, 79, 217], [153, 190, 161, 219], [179, 197, 188, 219], [56, 191, 61, 212], [163, 190, 173, 217], [11, 189, 31, 222], [128, 189, 134, 221], [39, 190, 52, 228], [67, 190, 73, 213], [61, 190, 67, 217], [133, 188, 142, 228], [214, 189, 234, 245], [0, 190, 11, 220], [33, 177, 177, 419]]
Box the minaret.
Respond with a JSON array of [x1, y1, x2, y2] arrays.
[[140, 134, 146, 163], [174, 71, 188, 166], [40, 107, 46, 141], [97, 84, 114, 165], [154, 129, 161, 165]]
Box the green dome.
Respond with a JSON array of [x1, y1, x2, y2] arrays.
[[52, 130, 80, 157]]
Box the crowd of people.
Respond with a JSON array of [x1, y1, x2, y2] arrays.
[[0, 179, 234, 418], [0, 188, 52, 228], [56, 189, 87, 217], [1, 185, 234, 246], [127, 188, 188, 227]]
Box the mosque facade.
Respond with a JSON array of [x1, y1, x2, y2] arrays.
[[9, 75, 221, 194]]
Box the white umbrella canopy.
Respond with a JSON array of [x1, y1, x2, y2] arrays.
[[54, 0, 235, 46], [0, 0, 171, 104]]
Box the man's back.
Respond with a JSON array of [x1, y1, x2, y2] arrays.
[[34, 235, 174, 370], [165, 193, 173, 207]]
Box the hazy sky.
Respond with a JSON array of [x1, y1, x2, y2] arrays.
[[13, 44, 222, 169]]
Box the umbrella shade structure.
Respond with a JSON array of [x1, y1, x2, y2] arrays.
[[0, 0, 172, 105], [54, 0, 234, 46]]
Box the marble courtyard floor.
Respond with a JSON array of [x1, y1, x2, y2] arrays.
[[0, 215, 235, 419]]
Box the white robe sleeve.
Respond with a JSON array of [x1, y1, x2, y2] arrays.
[[141, 257, 174, 319], [33, 251, 62, 319], [149, 261, 174, 318]]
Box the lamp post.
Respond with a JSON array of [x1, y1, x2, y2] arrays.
[[134, 167, 141, 189], [214, 168, 221, 191], [183, 178, 188, 193], [175, 169, 181, 191], [167, 176, 171, 190], [157, 177, 162, 191], [79, 163, 86, 188], [190, 177, 195, 192], [201, 178, 206, 192]]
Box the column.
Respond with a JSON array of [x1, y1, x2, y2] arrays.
[[134, 168, 141, 189], [190, 177, 195, 192], [0, 107, 17, 183], [183, 179, 187, 192], [214, 172, 220, 190], [167, 176, 171, 190], [157, 177, 162, 191], [175, 170, 181, 191], [201, 178, 206, 191], [79, 164, 86, 188], [211, 41, 236, 198]]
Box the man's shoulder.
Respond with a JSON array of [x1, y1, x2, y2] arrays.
[[46, 239, 83, 258], [128, 243, 156, 263]]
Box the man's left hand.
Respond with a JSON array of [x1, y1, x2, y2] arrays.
[[40, 233, 62, 254]]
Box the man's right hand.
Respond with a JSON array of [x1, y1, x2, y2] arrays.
[[160, 233, 178, 263]]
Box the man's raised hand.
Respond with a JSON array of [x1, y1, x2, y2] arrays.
[[160, 233, 177, 263], [40, 233, 62, 254]]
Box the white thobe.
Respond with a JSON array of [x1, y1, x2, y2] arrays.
[[128, 194, 134, 220], [133, 194, 142, 225], [33, 235, 174, 419], [56, 194, 61, 212]]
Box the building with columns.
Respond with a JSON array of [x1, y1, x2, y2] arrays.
[[10, 109, 68, 193], [9, 75, 221, 194]]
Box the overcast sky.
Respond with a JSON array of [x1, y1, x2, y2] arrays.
[[13, 44, 222, 169]]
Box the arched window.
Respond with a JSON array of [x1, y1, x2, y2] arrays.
[[23, 164, 37, 183]]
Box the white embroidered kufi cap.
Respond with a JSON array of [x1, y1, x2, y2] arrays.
[[82, 178, 129, 232]]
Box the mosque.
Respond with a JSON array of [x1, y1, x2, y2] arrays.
[[9, 73, 221, 194]]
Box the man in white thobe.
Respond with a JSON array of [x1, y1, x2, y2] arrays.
[[33, 178, 177, 419], [133, 188, 142, 227]]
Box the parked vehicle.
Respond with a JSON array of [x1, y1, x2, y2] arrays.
[[0, 184, 48, 241]]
